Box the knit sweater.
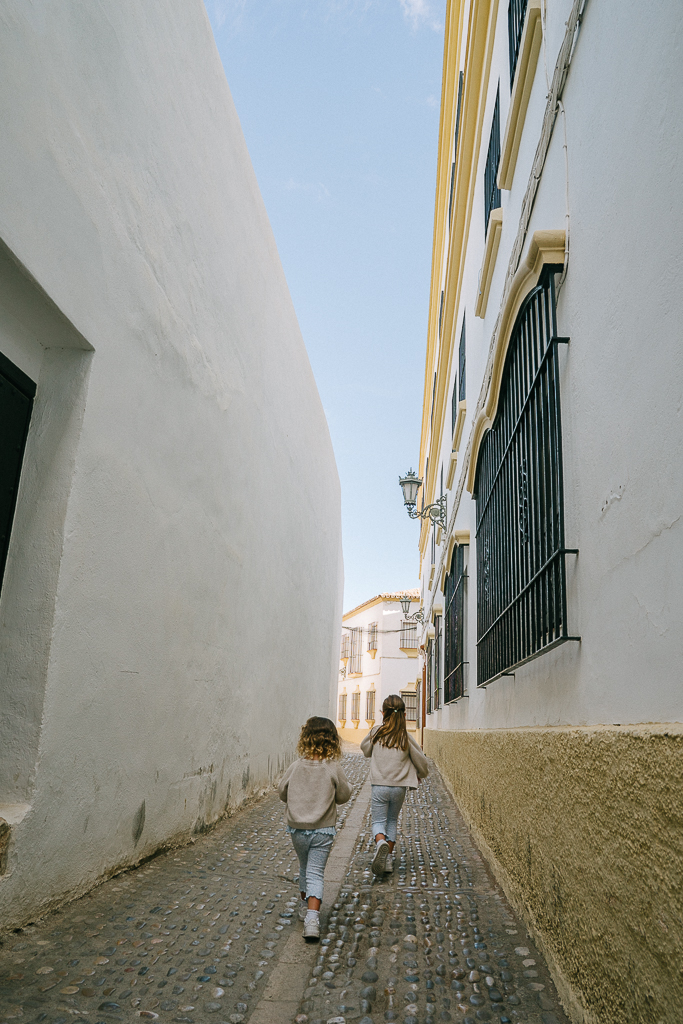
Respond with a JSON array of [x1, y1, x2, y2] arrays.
[[360, 726, 429, 788], [278, 758, 352, 830]]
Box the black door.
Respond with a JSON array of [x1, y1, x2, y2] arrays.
[[0, 351, 36, 595]]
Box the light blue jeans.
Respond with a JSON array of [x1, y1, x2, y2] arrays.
[[290, 830, 334, 901], [371, 785, 406, 842]]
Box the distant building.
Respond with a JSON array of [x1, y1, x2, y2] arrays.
[[412, 0, 683, 1021], [0, 2, 341, 927], [337, 591, 421, 744]]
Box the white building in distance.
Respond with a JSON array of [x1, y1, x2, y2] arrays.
[[409, 1, 683, 1022], [337, 591, 421, 745], [0, 1, 341, 927]]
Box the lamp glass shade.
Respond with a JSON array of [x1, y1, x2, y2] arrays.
[[399, 468, 422, 507], [400, 595, 411, 616]]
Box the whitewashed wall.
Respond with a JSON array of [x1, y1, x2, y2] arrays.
[[424, 0, 683, 732], [0, 0, 342, 924]]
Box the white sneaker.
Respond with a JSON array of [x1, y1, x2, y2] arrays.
[[298, 899, 308, 921], [384, 853, 394, 873], [371, 839, 390, 877], [303, 911, 320, 943]]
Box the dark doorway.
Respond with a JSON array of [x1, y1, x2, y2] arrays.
[[0, 350, 36, 595]]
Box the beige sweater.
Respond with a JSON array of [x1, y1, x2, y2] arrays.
[[278, 758, 352, 830], [360, 726, 429, 788]]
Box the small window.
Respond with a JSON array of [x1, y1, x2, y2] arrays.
[[444, 544, 468, 702], [0, 351, 36, 597], [340, 633, 350, 660], [401, 691, 418, 723], [459, 315, 466, 403], [365, 690, 376, 721], [434, 615, 442, 709], [367, 622, 378, 652], [399, 620, 418, 651], [508, 0, 530, 87], [338, 693, 347, 722], [484, 86, 501, 237], [351, 691, 361, 721], [349, 627, 363, 674]]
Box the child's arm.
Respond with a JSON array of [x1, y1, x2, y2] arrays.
[[408, 737, 430, 779], [278, 762, 295, 802], [360, 729, 375, 758], [334, 765, 353, 804]]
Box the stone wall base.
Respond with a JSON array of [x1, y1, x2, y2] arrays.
[[424, 724, 683, 1024]]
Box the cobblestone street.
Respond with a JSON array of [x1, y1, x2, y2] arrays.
[[0, 754, 568, 1024]]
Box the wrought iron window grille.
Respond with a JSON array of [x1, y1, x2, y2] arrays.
[[351, 691, 361, 721], [349, 627, 363, 674], [444, 544, 468, 703], [474, 267, 578, 687], [365, 690, 376, 721], [484, 86, 501, 237], [433, 615, 442, 709], [459, 315, 466, 403], [508, 0, 530, 88], [367, 622, 378, 652], [401, 691, 418, 723], [426, 637, 433, 714], [399, 620, 418, 650], [338, 693, 347, 722]]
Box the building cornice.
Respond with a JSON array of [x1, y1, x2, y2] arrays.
[[342, 590, 420, 622]]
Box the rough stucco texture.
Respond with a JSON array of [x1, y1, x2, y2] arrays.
[[424, 726, 683, 1024]]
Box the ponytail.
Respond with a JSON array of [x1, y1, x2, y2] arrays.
[[371, 694, 409, 751]]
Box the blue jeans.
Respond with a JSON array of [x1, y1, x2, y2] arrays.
[[290, 830, 334, 901], [371, 785, 406, 842]]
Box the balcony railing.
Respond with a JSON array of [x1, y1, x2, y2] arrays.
[[484, 86, 501, 237]]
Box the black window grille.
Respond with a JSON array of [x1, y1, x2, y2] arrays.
[[400, 620, 418, 650], [351, 691, 361, 721], [340, 633, 350, 660], [508, 0, 530, 88], [451, 377, 458, 436], [484, 86, 501, 237], [444, 544, 468, 702], [439, 289, 445, 338], [459, 315, 466, 403], [474, 267, 576, 687], [338, 693, 347, 722], [448, 72, 464, 227], [434, 614, 442, 708], [367, 622, 378, 652], [426, 637, 433, 714], [0, 351, 36, 597], [431, 526, 436, 566], [402, 691, 418, 723], [366, 690, 376, 721], [349, 627, 363, 673]]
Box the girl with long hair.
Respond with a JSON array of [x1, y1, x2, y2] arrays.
[[360, 694, 429, 876], [279, 717, 351, 941]]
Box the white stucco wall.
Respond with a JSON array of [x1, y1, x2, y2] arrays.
[[0, 0, 342, 925], [423, 0, 683, 732]]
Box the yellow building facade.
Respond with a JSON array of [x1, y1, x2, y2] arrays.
[[414, 1, 683, 1022]]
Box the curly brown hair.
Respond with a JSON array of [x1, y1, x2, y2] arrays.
[[371, 694, 409, 751], [297, 717, 342, 761]]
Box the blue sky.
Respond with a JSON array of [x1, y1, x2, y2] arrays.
[[204, 0, 444, 612]]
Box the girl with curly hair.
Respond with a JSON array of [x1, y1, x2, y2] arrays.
[[279, 717, 351, 941], [361, 694, 429, 876]]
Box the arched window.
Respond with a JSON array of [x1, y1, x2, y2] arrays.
[[444, 543, 467, 702], [474, 266, 576, 686]]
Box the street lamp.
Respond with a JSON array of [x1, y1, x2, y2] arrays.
[[400, 593, 425, 624], [398, 468, 447, 531]]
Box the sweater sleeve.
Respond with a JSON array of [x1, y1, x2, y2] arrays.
[[408, 737, 430, 779], [334, 764, 353, 804], [278, 761, 295, 802], [360, 728, 375, 759]]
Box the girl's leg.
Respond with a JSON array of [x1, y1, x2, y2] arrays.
[[290, 831, 309, 904], [384, 787, 406, 852], [305, 833, 334, 907], [371, 785, 390, 844]]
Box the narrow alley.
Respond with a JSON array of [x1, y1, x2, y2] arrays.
[[0, 754, 568, 1024]]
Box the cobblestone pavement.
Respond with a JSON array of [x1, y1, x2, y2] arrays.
[[0, 753, 569, 1024], [295, 757, 570, 1024]]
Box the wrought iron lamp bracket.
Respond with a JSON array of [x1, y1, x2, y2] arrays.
[[406, 494, 447, 531]]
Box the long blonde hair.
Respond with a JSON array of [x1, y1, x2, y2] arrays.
[[372, 694, 409, 751]]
